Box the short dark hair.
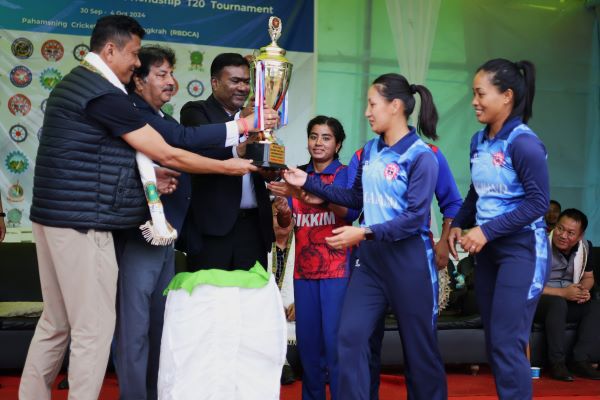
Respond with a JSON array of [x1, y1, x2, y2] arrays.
[[90, 15, 145, 52], [210, 53, 249, 78], [550, 199, 561, 210], [476, 58, 536, 123], [127, 45, 176, 92], [558, 208, 588, 232], [306, 115, 346, 159]]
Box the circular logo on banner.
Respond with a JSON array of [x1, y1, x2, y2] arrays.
[[41, 39, 64, 62], [41, 98, 48, 113], [161, 103, 174, 116], [40, 68, 63, 91], [189, 50, 204, 71], [10, 65, 33, 88], [73, 43, 90, 61], [383, 162, 400, 181], [6, 208, 23, 227], [11, 37, 33, 59], [187, 79, 204, 98], [9, 124, 28, 143], [8, 94, 32, 116], [5, 151, 29, 174], [7, 182, 25, 202]]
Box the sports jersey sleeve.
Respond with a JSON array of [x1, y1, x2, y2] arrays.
[[451, 184, 478, 229], [332, 166, 361, 222], [86, 93, 147, 137], [303, 161, 363, 210], [346, 150, 361, 187], [434, 148, 463, 218], [369, 151, 438, 241], [451, 133, 479, 230], [479, 134, 549, 240]]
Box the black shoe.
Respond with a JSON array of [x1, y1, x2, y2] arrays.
[[549, 362, 574, 382], [569, 361, 600, 380], [57, 376, 69, 390], [280, 364, 296, 385]]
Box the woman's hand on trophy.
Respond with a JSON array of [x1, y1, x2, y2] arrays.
[[267, 180, 295, 197], [221, 158, 258, 176], [282, 167, 308, 187]]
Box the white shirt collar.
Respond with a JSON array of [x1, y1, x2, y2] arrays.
[[83, 52, 128, 94]]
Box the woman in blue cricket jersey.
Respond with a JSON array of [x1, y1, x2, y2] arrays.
[[448, 59, 550, 399], [283, 74, 447, 400]]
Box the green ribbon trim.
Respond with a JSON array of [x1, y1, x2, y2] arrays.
[[163, 262, 270, 295]]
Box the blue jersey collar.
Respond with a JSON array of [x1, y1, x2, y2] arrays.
[[377, 127, 419, 153], [482, 116, 523, 142], [305, 158, 343, 175]]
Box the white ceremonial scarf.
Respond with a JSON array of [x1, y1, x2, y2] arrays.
[[83, 52, 177, 246]]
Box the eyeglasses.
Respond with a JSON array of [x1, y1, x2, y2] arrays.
[[554, 224, 578, 239]]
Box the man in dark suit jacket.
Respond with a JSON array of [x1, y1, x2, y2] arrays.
[[180, 53, 280, 271], [113, 46, 270, 400]]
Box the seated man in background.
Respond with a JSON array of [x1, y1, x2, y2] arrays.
[[534, 208, 600, 381], [545, 199, 561, 234]]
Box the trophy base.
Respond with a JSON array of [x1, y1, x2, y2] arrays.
[[245, 142, 287, 170]]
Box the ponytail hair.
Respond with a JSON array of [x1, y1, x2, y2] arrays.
[[372, 73, 439, 140], [477, 58, 536, 123]]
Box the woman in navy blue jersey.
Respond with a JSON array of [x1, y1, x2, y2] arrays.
[[283, 74, 447, 400], [448, 59, 550, 399]]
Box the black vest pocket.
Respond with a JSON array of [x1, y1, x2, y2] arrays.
[[111, 167, 127, 211]]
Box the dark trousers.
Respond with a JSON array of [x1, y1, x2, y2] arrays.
[[475, 229, 549, 400], [188, 209, 267, 271], [337, 236, 447, 400], [113, 228, 175, 400], [348, 249, 386, 400], [534, 295, 600, 363], [294, 278, 348, 400]]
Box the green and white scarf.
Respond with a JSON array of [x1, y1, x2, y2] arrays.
[[83, 52, 177, 246]]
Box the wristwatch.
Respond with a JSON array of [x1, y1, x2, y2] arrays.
[[363, 227, 375, 240], [0, 212, 5, 218]]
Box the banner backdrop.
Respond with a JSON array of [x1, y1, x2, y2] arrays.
[[0, 0, 315, 232]]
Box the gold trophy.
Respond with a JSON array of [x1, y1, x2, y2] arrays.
[[246, 16, 293, 169]]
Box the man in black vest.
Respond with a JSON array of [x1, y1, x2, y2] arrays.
[[20, 16, 261, 400], [180, 53, 275, 271]]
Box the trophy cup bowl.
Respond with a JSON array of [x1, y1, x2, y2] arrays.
[[245, 16, 293, 169]]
